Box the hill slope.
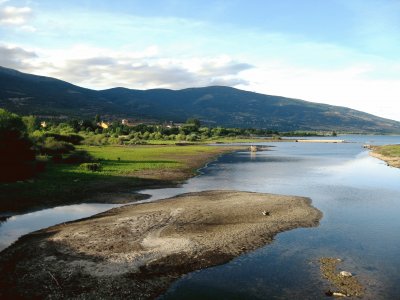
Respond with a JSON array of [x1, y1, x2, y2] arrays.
[[1, 66, 400, 133]]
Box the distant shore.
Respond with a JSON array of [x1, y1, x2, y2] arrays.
[[0, 190, 322, 299], [369, 145, 400, 168]]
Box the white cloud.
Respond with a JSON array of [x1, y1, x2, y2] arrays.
[[0, 44, 252, 90], [0, 44, 37, 69], [1, 41, 399, 121], [0, 5, 32, 25], [238, 61, 400, 121]]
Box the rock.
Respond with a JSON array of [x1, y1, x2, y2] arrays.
[[339, 271, 352, 277], [325, 290, 348, 297], [325, 290, 334, 296]]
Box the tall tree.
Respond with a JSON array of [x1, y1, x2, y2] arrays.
[[0, 109, 36, 182]]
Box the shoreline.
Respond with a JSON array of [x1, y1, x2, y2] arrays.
[[0, 190, 322, 299], [369, 145, 400, 169]]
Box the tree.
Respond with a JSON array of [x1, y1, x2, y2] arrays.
[[68, 119, 81, 132], [142, 131, 150, 140], [186, 118, 201, 128], [22, 115, 39, 134], [0, 109, 36, 182]]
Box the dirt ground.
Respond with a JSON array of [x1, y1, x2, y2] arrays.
[[0, 190, 321, 299]]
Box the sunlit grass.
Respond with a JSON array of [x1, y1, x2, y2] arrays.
[[374, 144, 400, 157], [0, 144, 235, 212]]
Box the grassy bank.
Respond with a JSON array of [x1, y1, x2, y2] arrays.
[[371, 144, 400, 157], [0, 144, 242, 213], [370, 144, 400, 168]]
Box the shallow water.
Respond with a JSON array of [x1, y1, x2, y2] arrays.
[[155, 135, 400, 299], [1, 135, 400, 298], [0, 203, 119, 250]]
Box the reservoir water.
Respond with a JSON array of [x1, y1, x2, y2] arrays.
[[1, 135, 400, 299]]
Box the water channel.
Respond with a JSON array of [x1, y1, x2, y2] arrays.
[[1, 135, 400, 299]]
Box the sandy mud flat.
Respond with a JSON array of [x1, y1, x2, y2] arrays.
[[0, 190, 322, 299]]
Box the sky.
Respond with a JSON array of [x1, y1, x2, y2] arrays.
[[1, 0, 400, 121]]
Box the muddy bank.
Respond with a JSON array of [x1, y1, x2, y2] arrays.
[[0, 190, 322, 299]]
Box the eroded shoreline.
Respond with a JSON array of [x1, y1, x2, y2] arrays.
[[0, 190, 322, 299]]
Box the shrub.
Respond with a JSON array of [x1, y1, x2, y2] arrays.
[[63, 150, 93, 164], [175, 134, 186, 141], [79, 162, 102, 172], [186, 133, 198, 141], [44, 133, 84, 145], [40, 137, 75, 155]]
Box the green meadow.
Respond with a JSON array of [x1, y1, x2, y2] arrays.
[[373, 144, 400, 157], [0, 145, 236, 213]]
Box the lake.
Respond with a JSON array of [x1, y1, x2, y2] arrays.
[[1, 135, 400, 299]]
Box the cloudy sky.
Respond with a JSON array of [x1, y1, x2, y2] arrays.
[[1, 0, 400, 121]]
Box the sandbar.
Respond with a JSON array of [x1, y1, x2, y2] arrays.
[[0, 190, 322, 299]]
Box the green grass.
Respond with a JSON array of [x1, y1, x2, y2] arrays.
[[76, 145, 183, 175], [0, 144, 236, 213], [373, 144, 400, 157], [80, 144, 227, 172]]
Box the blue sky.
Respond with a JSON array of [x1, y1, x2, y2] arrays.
[[1, 0, 400, 121]]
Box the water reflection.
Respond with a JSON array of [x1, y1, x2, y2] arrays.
[[0, 203, 119, 250], [159, 137, 400, 299]]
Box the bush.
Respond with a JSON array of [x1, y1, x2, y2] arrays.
[[175, 134, 186, 141], [63, 150, 93, 164], [40, 137, 75, 155], [79, 162, 102, 172], [186, 133, 198, 141], [44, 133, 84, 145]]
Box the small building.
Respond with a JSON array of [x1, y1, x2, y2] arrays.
[[99, 121, 109, 129], [40, 121, 47, 128]]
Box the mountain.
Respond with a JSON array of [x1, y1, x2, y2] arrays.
[[1, 66, 400, 133]]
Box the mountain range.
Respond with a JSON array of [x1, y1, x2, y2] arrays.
[[1, 66, 400, 133]]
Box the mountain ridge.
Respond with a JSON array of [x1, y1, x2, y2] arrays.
[[1, 66, 400, 133]]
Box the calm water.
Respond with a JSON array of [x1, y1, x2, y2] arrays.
[[1, 135, 400, 299]]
